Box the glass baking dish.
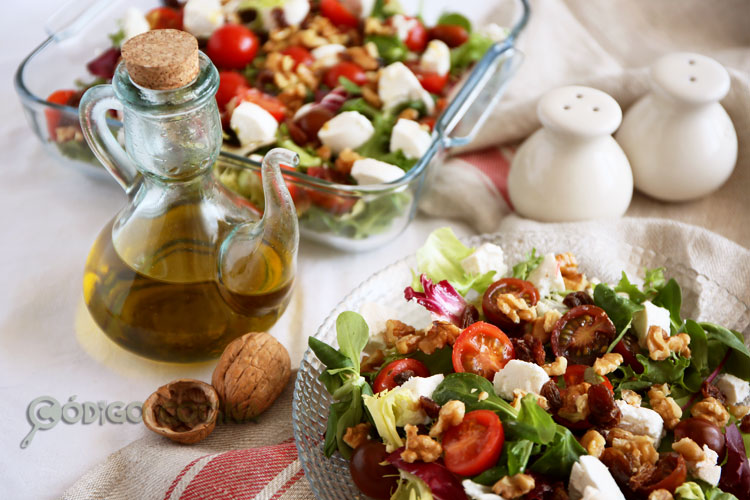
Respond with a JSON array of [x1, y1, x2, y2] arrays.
[[15, 0, 529, 251]]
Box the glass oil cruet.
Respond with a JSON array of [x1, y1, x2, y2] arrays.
[[78, 29, 298, 362]]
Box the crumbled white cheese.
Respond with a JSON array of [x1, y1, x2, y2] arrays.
[[462, 479, 505, 500], [493, 360, 550, 400], [461, 242, 508, 279], [400, 374, 445, 401], [311, 44, 346, 68], [389, 118, 432, 159], [615, 400, 665, 447], [390, 14, 419, 41], [351, 158, 405, 185], [631, 300, 672, 348], [183, 0, 225, 39], [569, 456, 626, 500], [420, 40, 451, 76], [688, 444, 721, 486], [318, 111, 374, 153], [230, 101, 278, 150], [527, 253, 566, 298], [715, 373, 750, 405], [481, 23, 510, 43], [378, 62, 435, 114], [260, 0, 310, 30]]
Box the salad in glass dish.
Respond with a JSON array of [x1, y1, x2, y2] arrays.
[[41, 0, 513, 239], [307, 228, 750, 500]]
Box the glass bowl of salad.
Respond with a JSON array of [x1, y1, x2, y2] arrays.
[[15, 0, 529, 251], [293, 227, 750, 499]]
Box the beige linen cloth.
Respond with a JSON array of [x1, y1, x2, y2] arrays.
[[64, 1, 750, 499]]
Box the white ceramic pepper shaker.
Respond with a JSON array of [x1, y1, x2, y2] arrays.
[[508, 85, 633, 222], [616, 52, 737, 202]]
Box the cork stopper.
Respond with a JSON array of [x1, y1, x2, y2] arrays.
[[121, 29, 199, 90]]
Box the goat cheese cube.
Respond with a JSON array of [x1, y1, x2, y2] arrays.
[[462, 479, 505, 500], [481, 23, 510, 43], [493, 360, 550, 400], [351, 158, 405, 185], [401, 374, 445, 400], [615, 400, 665, 447], [359, 0, 376, 18], [391, 14, 419, 41], [461, 243, 508, 279], [318, 111, 374, 154], [715, 373, 750, 405], [183, 0, 225, 39], [311, 44, 346, 68], [688, 444, 721, 486], [420, 40, 451, 76], [230, 101, 278, 150], [527, 253, 566, 298], [260, 0, 310, 30], [378, 62, 435, 114], [569, 456, 626, 500], [632, 301, 672, 348], [389, 118, 432, 159], [122, 8, 150, 43]]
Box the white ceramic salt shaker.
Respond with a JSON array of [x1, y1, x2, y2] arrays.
[[616, 52, 737, 202], [508, 85, 633, 222]]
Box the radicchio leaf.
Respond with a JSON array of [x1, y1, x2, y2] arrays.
[[387, 449, 468, 500], [404, 274, 478, 327], [87, 47, 121, 80], [719, 424, 750, 498]]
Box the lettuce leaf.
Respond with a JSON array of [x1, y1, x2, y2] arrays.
[[405, 275, 478, 327], [391, 471, 435, 500], [363, 386, 426, 452], [511, 248, 543, 280], [412, 227, 496, 296], [451, 32, 494, 75]]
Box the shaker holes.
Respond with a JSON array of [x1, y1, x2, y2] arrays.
[[563, 105, 570, 110], [689, 76, 696, 82], [592, 107, 600, 112]]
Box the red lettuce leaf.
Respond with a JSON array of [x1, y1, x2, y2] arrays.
[[87, 47, 121, 80], [719, 424, 750, 497], [387, 449, 468, 500], [405, 274, 478, 327]]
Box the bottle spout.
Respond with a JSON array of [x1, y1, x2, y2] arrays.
[[259, 148, 300, 260]]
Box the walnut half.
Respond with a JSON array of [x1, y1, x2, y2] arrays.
[[143, 379, 219, 444]]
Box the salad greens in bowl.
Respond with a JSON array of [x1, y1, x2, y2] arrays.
[[292, 227, 750, 499], [15, 0, 529, 251]]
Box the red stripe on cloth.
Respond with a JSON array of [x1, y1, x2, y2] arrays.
[[269, 468, 306, 500], [457, 146, 516, 207], [175, 440, 299, 500], [164, 455, 211, 500]]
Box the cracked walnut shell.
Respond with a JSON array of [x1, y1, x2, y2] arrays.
[[212, 332, 291, 422], [143, 379, 219, 444]]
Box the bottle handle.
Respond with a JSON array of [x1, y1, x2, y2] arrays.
[[78, 85, 139, 192]]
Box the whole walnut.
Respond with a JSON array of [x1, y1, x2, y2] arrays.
[[212, 332, 291, 422]]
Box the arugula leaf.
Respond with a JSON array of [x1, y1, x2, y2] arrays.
[[614, 271, 648, 303], [472, 464, 508, 486], [638, 353, 694, 388], [108, 29, 125, 47], [530, 426, 586, 478], [336, 312, 369, 373], [643, 267, 666, 291], [412, 227, 496, 296], [594, 283, 643, 352], [504, 394, 556, 445], [276, 137, 322, 168], [701, 323, 750, 380], [451, 32, 494, 74], [436, 13, 472, 32], [511, 249, 543, 280], [507, 440, 534, 475], [370, 0, 403, 19], [653, 278, 683, 331], [432, 373, 517, 421], [341, 97, 380, 119], [365, 35, 408, 64]]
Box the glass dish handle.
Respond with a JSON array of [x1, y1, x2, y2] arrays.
[[437, 42, 524, 149], [45, 0, 111, 41], [79, 85, 139, 192]]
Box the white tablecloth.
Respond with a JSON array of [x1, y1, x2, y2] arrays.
[[0, 5, 472, 498]]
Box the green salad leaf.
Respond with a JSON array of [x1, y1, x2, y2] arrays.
[[594, 283, 644, 351], [504, 394, 556, 445], [529, 425, 586, 479], [450, 32, 494, 75], [365, 34, 408, 64], [391, 471, 434, 500], [432, 373, 517, 421], [370, 0, 404, 19], [675, 481, 739, 500], [336, 311, 370, 373], [701, 322, 750, 380], [338, 76, 362, 95], [684, 320, 709, 375], [412, 227, 497, 296], [653, 278, 683, 332], [436, 13, 472, 32], [511, 249, 543, 280]]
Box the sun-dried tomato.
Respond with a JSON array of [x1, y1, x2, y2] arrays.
[[511, 333, 546, 366], [630, 453, 687, 494], [587, 383, 621, 428]]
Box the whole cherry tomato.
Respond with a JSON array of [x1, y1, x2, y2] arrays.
[[320, 0, 359, 28], [281, 46, 314, 68], [388, 16, 427, 52], [145, 7, 182, 30], [452, 322, 515, 380], [414, 70, 449, 94], [45, 89, 78, 140], [323, 61, 368, 89], [482, 278, 540, 335], [442, 410, 504, 476], [428, 24, 469, 47], [216, 71, 249, 111], [373, 358, 430, 393], [236, 88, 287, 122], [350, 441, 400, 499], [206, 24, 260, 70], [551, 305, 616, 365]]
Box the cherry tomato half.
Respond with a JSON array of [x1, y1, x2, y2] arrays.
[[443, 410, 504, 476], [482, 278, 540, 335], [452, 322, 515, 380], [236, 88, 287, 122], [350, 441, 400, 499], [563, 364, 614, 392], [216, 71, 249, 111], [320, 0, 359, 28], [206, 24, 259, 70], [323, 61, 368, 89], [45, 89, 78, 140], [633, 453, 687, 495], [145, 7, 182, 30], [373, 358, 430, 393], [306, 167, 358, 214], [551, 305, 616, 365], [614, 332, 644, 373], [281, 45, 314, 68], [428, 24, 469, 48]]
